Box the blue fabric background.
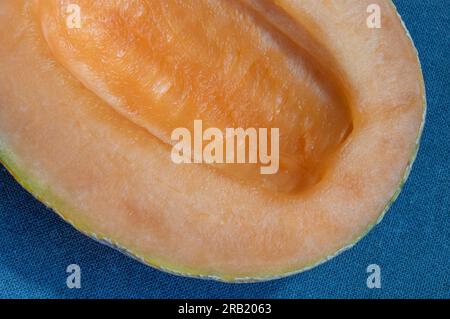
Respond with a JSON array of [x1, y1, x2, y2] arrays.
[[0, 0, 449, 299]]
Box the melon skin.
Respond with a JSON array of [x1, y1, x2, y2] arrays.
[[0, 0, 426, 282], [0, 114, 426, 283]]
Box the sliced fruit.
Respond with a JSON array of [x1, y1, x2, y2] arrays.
[[36, 0, 354, 192], [0, 0, 425, 281]]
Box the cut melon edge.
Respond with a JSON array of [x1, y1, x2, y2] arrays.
[[0, 80, 426, 284], [0, 1, 427, 282]]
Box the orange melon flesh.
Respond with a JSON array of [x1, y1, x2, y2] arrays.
[[0, 0, 425, 281], [36, 0, 353, 192]]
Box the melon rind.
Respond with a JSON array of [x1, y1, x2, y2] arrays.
[[0, 0, 426, 282], [0, 70, 426, 284]]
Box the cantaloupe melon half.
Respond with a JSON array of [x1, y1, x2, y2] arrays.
[[0, 0, 425, 282]]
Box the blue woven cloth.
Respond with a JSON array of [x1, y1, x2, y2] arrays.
[[0, 0, 449, 299]]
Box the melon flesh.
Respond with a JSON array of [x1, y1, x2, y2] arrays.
[[0, 0, 425, 281], [36, 0, 353, 192]]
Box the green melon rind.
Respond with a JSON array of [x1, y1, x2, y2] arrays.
[[0, 2, 426, 282]]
